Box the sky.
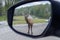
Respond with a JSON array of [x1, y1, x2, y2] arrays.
[[16, 1, 51, 9]]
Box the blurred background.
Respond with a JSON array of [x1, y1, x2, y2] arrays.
[[0, 0, 22, 25], [0, 0, 21, 21]]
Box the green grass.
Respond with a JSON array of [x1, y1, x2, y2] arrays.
[[13, 16, 48, 24], [0, 16, 48, 24], [33, 19, 47, 23], [0, 16, 7, 21]]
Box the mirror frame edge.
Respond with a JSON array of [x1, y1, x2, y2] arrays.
[[7, 0, 54, 38]]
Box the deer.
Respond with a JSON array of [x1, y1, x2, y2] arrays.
[[24, 14, 33, 35]]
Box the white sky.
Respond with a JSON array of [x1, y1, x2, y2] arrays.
[[16, 1, 51, 9]]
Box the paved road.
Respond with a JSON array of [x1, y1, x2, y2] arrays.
[[13, 23, 48, 35], [0, 24, 60, 40]]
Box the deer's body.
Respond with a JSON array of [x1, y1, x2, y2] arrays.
[[25, 15, 33, 35]]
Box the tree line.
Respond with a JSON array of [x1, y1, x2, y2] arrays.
[[15, 3, 51, 19]]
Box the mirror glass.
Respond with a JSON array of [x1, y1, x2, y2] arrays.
[[13, 1, 51, 35]]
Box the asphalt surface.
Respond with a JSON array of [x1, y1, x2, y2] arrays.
[[0, 23, 60, 40], [13, 23, 48, 35]]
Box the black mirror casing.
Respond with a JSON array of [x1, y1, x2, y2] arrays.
[[7, 0, 60, 38]]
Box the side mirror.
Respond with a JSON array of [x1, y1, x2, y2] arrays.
[[7, 0, 60, 38]]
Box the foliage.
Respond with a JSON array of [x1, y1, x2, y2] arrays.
[[14, 3, 51, 19], [0, 0, 21, 21]]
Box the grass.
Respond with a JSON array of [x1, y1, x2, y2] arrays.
[[0, 16, 7, 21], [0, 16, 48, 25], [13, 16, 48, 24]]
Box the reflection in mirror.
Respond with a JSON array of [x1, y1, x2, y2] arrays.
[[13, 1, 51, 35]]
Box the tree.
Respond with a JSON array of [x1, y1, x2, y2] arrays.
[[0, 0, 2, 16]]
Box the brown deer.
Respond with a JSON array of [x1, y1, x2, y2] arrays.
[[24, 14, 33, 35]]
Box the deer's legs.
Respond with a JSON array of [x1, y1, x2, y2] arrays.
[[28, 24, 30, 34], [31, 24, 33, 35]]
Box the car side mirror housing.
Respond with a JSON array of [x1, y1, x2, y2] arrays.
[[7, 0, 60, 38]]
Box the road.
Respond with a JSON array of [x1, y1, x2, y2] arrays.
[[0, 24, 60, 40], [13, 23, 48, 35]]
